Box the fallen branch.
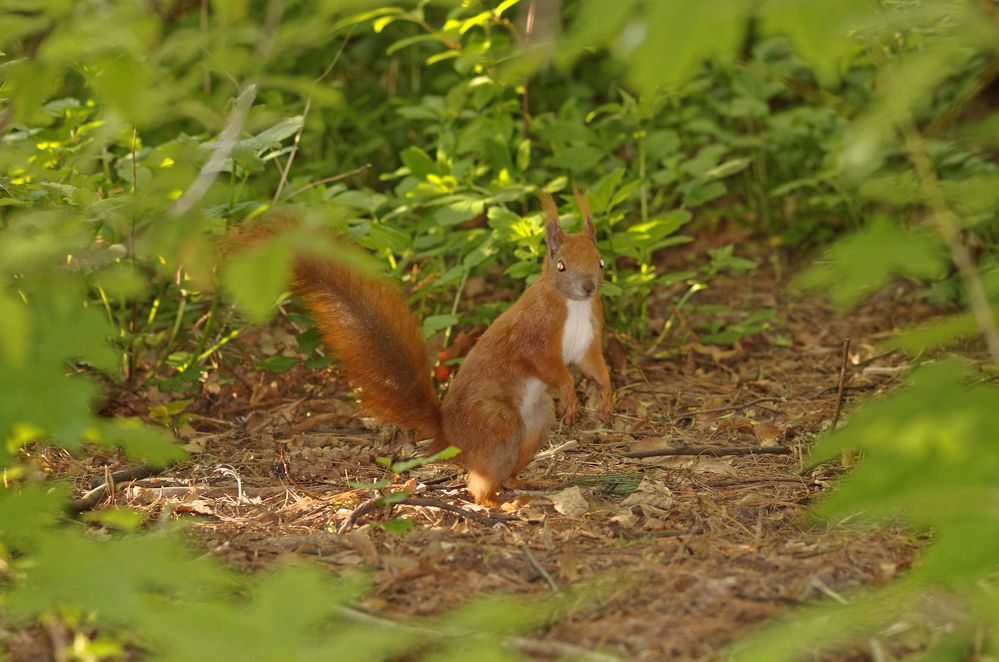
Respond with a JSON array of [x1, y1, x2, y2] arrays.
[[402, 497, 513, 526], [122, 485, 286, 503], [831, 337, 851, 431], [679, 397, 782, 417], [337, 495, 513, 533], [536, 439, 579, 460], [337, 497, 384, 534], [522, 544, 560, 592], [622, 446, 792, 459], [706, 477, 814, 488], [275, 441, 327, 500], [68, 464, 160, 513], [335, 605, 623, 662]]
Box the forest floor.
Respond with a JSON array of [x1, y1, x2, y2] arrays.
[[25, 238, 945, 660]]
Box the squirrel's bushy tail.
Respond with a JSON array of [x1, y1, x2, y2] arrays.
[[294, 255, 445, 447]]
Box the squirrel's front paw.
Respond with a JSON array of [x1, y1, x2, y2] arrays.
[[600, 401, 614, 425], [560, 395, 579, 424]]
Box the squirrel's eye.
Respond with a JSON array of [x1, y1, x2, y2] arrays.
[[599, 258, 605, 269], [556, 259, 566, 272]]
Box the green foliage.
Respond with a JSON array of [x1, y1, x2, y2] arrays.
[[734, 360, 999, 658], [798, 216, 948, 308], [3, 511, 551, 660], [4, 0, 999, 658]]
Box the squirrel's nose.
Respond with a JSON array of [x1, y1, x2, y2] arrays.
[[581, 279, 595, 296]]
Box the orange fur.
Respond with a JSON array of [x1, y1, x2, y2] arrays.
[[294, 256, 444, 442], [249, 195, 614, 506]]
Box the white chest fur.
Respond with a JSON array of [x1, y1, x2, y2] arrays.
[[561, 299, 594, 365], [519, 377, 546, 421]]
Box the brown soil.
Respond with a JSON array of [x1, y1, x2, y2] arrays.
[[24, 255, 946, 660]]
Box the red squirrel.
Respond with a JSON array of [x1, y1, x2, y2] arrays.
[[291, 190, 613, 506]]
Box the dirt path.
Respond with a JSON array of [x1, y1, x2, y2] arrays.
[[58, 261, 940, 659]]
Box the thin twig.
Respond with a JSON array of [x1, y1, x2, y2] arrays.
[[169, 84, 257, 218], [337, 497, 383, 534], [831, 337, 851, 431], [901, 117, 999, 363], [520, 0, 538, 138], [275, 441, 327, 500], [284, 163, 372, 200], [337, 495, 512, 533], [679, 397, 782, 417], [334, 605, 623, 662], [536, 439, 579, 460], [401, 497, 514, 526], [420, 472, 462, 487], [122, 485, 285, 502], [126, 127, 139, 383], [272, 29, 354, 203], [522, 544, 560, 591], [706, 477, 814, 488], [614, 526, 706, 541], [622, 446, 792, 459]]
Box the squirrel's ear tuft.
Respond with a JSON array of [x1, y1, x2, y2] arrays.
[[538, 190, 559, 224], [539, 190, 564, 257], [545, 218, 564, 257], [574, 186, 596, 241]]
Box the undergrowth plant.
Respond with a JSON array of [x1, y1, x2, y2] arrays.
[[4, 0, 999, 659], [545, 0, 999, 658]]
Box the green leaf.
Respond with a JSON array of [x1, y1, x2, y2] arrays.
[[248, 116, 304, 149], [223, 236, 293, 323], [387, 33, 438, 56], [92, 263, 147, 301], [628, 0, 749, 91], [331, 7, 405, 33], [92, 419, 187, 467], [400, 146, 440, 178], [761, 0, 873, 86], [796, 217, 948, 308], [431, 199, 485, 227], [681, 180, 726, 207], [557, 0, 642, 67], [883, 309, 995, 355], [422, 314, 459, 338], [942, 174, 999, 220], [547, 144, 603, 173], [625, 210, 691, 243], [257, 355, 301, 373], [81, 507, 147, 532], [857, 171, 920, 206], [515, 138, 531, 171], [376, 518, 415, 535], [0, 288, 30, 366], [495, 0, 521, 17], [0, 484, 67, 551], [9, 530, 232, 623], [391, 445, 461, 474]]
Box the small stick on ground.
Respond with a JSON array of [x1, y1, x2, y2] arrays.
[[402, 497, 514, 526], [420, 472, 461, 486], [69, 464, 160, 513], [622, 446, 792, 459], [831, 337, 851, 431], [522, 544, 560, 591], [335, 605, 623, 662], [831, 337, 854, 468], [338, 496, 512, 533], [337, 497, 384, 534], [681, 397, 782, 417], [275, 441, 327, 500]]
